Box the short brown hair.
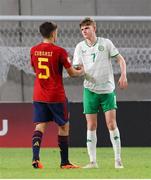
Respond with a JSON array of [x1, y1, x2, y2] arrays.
[[39, 21, 57, 38], [79, 17, 96, 28]]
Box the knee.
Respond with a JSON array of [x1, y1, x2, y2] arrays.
[[59, 123, 69, 136], [107, 120, 117, 130], [35, 123, 47, 133], [87, 122, 97, 131]]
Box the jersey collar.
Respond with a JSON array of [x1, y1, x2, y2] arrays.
[[85, 37, 98, 47]]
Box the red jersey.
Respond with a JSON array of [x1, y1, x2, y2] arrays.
[[30, 42, 71, 102]]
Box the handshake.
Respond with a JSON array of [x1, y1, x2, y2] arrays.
[[72, 64, 85, 76], [74, 64, 83, 70]]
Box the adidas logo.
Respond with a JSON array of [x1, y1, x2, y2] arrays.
[[33, 141, 39, 146]]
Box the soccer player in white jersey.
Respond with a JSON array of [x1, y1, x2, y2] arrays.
[[73, 17, 128, 169]]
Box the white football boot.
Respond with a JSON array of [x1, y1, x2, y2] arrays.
[[83, 162, 98, 169], [115, 159, 124, 169]]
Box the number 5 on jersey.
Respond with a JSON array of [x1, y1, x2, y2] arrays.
[[38, 58, 50, 79]]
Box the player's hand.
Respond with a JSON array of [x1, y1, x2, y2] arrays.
[[67, 65, 85, 77], [74, 64, 82, 70], [78, 65, 85, 76], [118, 75, 128, 89], [74, 64, 85, 75]]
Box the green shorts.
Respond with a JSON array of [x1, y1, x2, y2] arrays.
[[83, 88, 117, 114]]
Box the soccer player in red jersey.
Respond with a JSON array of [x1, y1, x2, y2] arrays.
[[30, 21, 84, 169]]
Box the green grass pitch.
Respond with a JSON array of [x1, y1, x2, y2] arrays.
[[0, 147, 151, 179]]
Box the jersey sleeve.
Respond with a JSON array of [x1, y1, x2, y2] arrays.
[[107, 39, 119, 58], [60, 48, 72, 69], [73, 44, 83, 66]]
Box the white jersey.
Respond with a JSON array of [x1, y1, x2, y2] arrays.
[[73, 37, 119, 94]]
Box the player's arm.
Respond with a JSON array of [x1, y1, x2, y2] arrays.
[[116, 54, 128, 89], [66, 65, 84, 77]]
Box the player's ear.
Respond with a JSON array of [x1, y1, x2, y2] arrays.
[[52, 30, 58, 41], [93, 25, 97, 32]]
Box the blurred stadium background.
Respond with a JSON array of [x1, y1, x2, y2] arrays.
[[0, 0, 151, 102], [0, 0, 151, 148]]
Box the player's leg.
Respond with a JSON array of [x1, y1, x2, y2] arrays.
[[32, 102, 52, 169], [32, 122, 48, 168], [83, 114, 98, 168], [50, 99, 79, 168], [58, 123, 70, 166], [83, 88, 99, 168], [105, 110, 123, 168], [58, 123, 79, 168], [102, 92, 123, 168]]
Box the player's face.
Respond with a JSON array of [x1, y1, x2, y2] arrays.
[[81, 25, 96, 40]]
